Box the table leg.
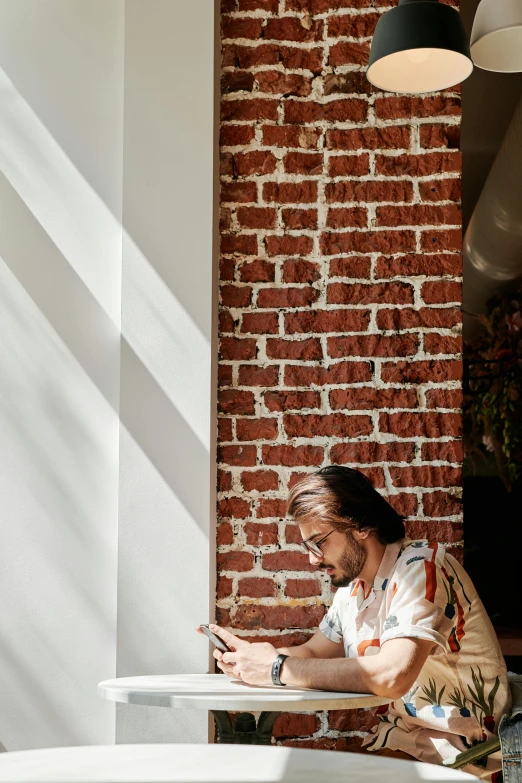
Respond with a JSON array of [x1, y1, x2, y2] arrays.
[[211, 711, 280, 745]]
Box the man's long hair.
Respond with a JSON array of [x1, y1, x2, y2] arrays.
[[287, 466, 405, 544]]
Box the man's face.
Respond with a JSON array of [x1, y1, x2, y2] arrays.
[[300, 522, 368, 588]]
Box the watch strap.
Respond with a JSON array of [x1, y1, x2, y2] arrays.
[[271, 654, 288, 687]]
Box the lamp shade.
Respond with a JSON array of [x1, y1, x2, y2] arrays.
[[471, 0, 522, 73], [367, 0, 473, 94]]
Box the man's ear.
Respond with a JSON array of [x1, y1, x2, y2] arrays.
[[353, 528, 370, 541]]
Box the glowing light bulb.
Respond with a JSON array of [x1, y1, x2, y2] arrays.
[[406, 48, 431, 64]]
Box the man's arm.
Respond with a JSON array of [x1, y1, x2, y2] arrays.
[[278, 637, 434, 698], [277, 628, 345, 659]]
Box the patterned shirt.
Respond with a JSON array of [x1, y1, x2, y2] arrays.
[[319, 538, 511, 780]]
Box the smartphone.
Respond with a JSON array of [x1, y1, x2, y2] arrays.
[[199, 624, 232, 653]]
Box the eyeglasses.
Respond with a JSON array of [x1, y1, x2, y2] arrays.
[[301, 528, 335, 558]]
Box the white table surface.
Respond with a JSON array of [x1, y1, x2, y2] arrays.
[[98, 673, 390, 711], [0, 744, 479, 782]]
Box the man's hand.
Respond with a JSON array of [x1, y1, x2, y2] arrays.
[[206, 624, 279, 686]]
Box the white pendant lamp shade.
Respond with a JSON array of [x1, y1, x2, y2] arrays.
[[471, 0, 522, 72]]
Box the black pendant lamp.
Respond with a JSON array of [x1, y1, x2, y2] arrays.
[[367, 0, 473, 94]]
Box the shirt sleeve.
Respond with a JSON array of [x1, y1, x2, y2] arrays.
[[319, 588, 343, 644], [380, 555, 454, 655]]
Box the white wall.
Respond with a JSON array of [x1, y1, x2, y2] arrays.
[[0, 0, 216, 751]]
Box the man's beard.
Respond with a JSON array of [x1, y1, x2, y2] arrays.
[[320, 529, 367, 588]]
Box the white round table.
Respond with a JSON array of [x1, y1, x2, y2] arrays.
[[0, 744, 480, 782], [98, 674, 390, 744]]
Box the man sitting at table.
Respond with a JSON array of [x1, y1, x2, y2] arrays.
[[207, 466, 510, 781]]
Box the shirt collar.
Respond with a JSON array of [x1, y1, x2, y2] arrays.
[[371, 538, 406, 591]]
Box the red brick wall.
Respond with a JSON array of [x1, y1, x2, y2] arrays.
[[217, 0, 463, 748]]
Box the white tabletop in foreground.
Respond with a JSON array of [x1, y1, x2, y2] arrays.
[[98, 673, 390, 711], [0, 744, 479, 783]]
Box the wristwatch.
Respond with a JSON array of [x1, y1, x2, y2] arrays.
[[271, 654, 288, 687]]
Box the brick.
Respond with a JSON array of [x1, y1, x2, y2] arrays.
[[220, 258, 235, 281], [221, 234, 258, 256], [282, 209, 318, 230], [222, 44, 324, 73], [331, 441, 415, 464], [328, 13, 379, 37], [421, 441, 463, 462], [327, 282, 414, 305], [328, 709, 379, 732], [264, 390, 321, 412], [221, 180, 257, 203], [257, 498, 288, 518], [222, 71, 255, 94], [220, 285, 252, 308], [326, 180, 413, 203], [218, 552, 255, 572], [262, 125, 322, 149], [220, 208, 232, 231], [264, 235, 315, 257], [405, 520, 463, 544], [241, 311, 279, 334], [220, 337, 257, 361], [238, 577, 276, 598], [232, 604, 325, 629], [238, 364, 279, 386], [222, 16, 264, 39], [327, 154, 370, 177], [239, 260, 275, 283], [287, 472, 314, 490], [274, 713, 321, 739], [321, 231, 416, 255], [263, 181, 318, 204], [238, 0, 278, 9], [375, 95, 461, 120], [390, 466, 462, 488], [284, 413, 372, 439], [323, 72, 373, 96], [284, 151, 324, 175], [330, 387, 417, 410], [419, 179, 461, 203], [375, 152, 461, 177], [221, 125, 256, 147], [284, 523, 303, 544], [329, 257, 372, 278], [421, 229, 462, 252], [218, 497, 251, 518], [286, 0, 372, 10], [262, 551, 317, 572], [221, 98, 279, 122], [218, 418, 233, 441], [283, 259, 321, 283], [262, 445, 324, 466], [381, 360, 462, 384], [237, 208, 277, 231], [218, 470, 233, 492], [256, 71, 313, 97], [267, 338, 323, 360], [380, 412, 462, 439], [218, 365, 234, 387], [420, 123, 461, 149], [217, 522, 234, 546], [425, 389, 463, 409], [423, 491, 462, 517], [219, 311, 235, 334], [285, 579, 321, 598], [240, 470, 279, 492], [244, 522, 279, 546], [422, 280, 462, 304], [326, 207, 368, 229], [264, 17, 324, 42], [218, 390, 255, 415], [285, 362, 372, 386], [234, 150, 277, 177], [218, 444, 257, 466], [237, 417, 278, 441], [217, 575, 233, 599], [329, 41, 371, 66], [387, 492, 418, 517], [424, 333, 462, 355], [375, 253, 462, 278], [328, 334, 418, 359], [376, 204, 461, 227], [284, 99, 367, 124], [258, 286, 318, 307], [376, 307, 461, 331], [326, 126, 410, 151]]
